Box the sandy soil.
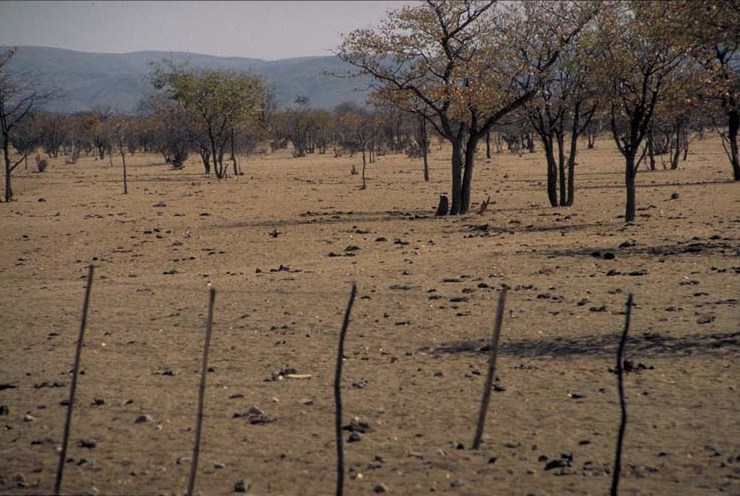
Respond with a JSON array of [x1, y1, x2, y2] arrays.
[[0, 136, 738, 496]]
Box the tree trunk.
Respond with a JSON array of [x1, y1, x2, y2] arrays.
[[230, 126, 241, 176], [625, 155, 637, 223], [460, 135, 479, 214], [669, 121, 681, 170], [729, 109, 740, 181], [565, 129, 578, 207], [200, 147, 211, 175], [557, 133, 567, 207], [121, 145, 128, 195], [419, 114, 429, 182], [3, 137, 13, 202], [449, 139, 464, 215], [542, 138, 558, 208], [647, 127, 656, 171], [361, 147, 367, 190], [485, 130, 491, 159]]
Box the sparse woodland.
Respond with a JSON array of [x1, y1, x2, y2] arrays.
[[0, 2, 738, 496]]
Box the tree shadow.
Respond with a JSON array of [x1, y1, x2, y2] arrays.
[[424, 330, 740, 359], [214, 209, 436, 229], [578, 178, 734, 190], [534, 237, 737, 259]]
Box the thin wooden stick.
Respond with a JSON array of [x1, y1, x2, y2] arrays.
[[54, 264, 94, 496], [611, 293, 633, 496], [334, 283, 357, 496], [186, 288, 216, 496], [472, 285, 508, 449]]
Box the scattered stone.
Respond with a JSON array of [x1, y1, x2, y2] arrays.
[[78, 439, 97, 449], [13, 472, 28, 488], [669, 192, 680, 200], [0, 405, 8, 415], [135, 415, 153, 424], [623, 360, 654, 373], [343, 418, 372, 433], [373, 483, 390, 493], [214, 462, 225, 469], [696, 314, 715, 324], [234, 479, 250, 493], [23, 413, 35, 422], [348, 431, 363, 442], [233, 405, 273, 425]]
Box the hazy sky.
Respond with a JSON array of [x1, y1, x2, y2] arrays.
[[0, 1, 413, 60]]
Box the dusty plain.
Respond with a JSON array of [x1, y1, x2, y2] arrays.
[[0, 136, 738, 496]]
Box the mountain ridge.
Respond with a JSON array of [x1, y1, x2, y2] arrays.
[[2, 45, 370, 113]]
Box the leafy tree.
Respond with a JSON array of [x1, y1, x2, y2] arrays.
[[596, 1, 687, 222], [338, 0, 594, 214], [524, 10, 599, 207], [151, 62, 266, 179], [662, 1, 740, 180], [138, 94, 196, 168]]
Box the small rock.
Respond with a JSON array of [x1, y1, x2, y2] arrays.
[[214, 462, 225, 469], [0, 405, 8, 415], [544, 459, 569, 471], [373, 483, 390, 493], [696, 314, 715, 324], [135, 414, 153, 424], [78, 439, 97, 449], [234, 479, 250, 493], [23, 413, 35, 422], [13, 472, 27, 488], [348, 431, 363, 442]]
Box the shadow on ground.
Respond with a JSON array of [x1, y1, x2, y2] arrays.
[[424, 330, 740, 359]]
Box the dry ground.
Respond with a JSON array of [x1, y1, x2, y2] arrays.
[[0, 135, 738, 496]]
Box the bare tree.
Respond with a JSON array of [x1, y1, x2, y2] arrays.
[[596, 2, 687, 222], [1, 48, 56, 202], [337, 1, 595, 214]]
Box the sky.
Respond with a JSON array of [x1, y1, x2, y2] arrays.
[[0, 1, 413, 61]]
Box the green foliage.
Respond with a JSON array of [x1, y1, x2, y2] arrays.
[[150, 61, 267, 178]]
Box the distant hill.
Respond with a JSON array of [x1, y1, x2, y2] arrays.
[[2, 46, 372, 113]]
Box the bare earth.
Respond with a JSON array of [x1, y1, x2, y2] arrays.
[[1, 136, 738, 496]]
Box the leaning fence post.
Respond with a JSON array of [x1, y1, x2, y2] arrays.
[[334, 283, 357, 496], [611, 293, 633, 496], [186, 287, 216, 496], [472, 285, 508, 449], [54, 264, 95, 496]]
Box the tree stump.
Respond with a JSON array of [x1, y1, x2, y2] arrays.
[[435, 194, 449, 216]]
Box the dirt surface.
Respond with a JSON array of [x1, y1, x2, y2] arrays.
[[1, 137, 738, 496]]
